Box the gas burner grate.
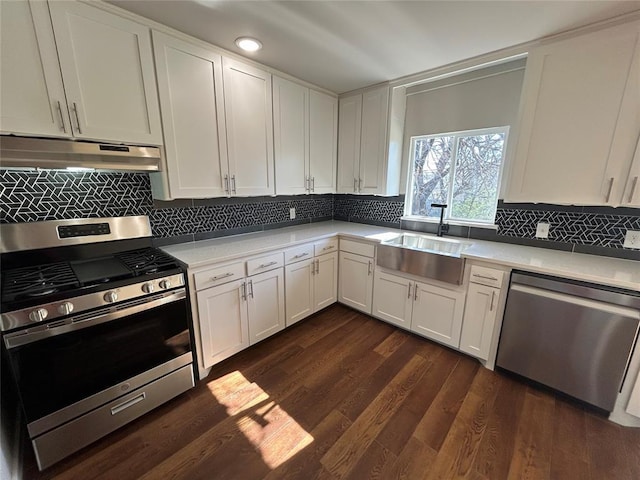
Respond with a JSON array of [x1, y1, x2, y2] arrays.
[[1, 263, 79, 302], [115, 248, 179, 276]]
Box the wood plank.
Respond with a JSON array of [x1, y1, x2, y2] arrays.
[[413, 355, 479, 451], [506, 389, 555, 480], [344, 440, 397, 480], [620, 423, 640, 480], [552, 398, 587, 461], [321, 354, 429, 479], [387, 436, 437, 480], [585, 412, 633, 480]]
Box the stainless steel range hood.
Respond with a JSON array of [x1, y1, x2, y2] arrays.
[[0, 136, 161, 172]]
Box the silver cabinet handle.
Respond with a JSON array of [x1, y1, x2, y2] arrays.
[[311, 176, 315, 192], [358, 177, 362, 192], [628, 176, 638, 204], [111, 393, 145, 416], [354, 178, 357, 192], [605, 177, 614, 203], [407, 283, 412, 299], [224, 174, 230, 194], [71, 102, 82, 134], [248, 280, 254, 298], [490, 291, 496, 311], [368, 260, 372, 276], [414, 283, 418, 301], [56, 101, 66, 133], [305, 176, 310, 192], [258, 261, 278, 268], [315, 259, 320, 275], [241, 282, 247, 300], [292, 252, 309, 260], [211, 272, 234, 282], [322, 245, 335, 251], [231, 175, 237, 194], [472, 274, 498, 282]]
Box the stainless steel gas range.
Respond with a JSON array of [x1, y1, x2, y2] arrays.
[[0, 216, 195, 470]]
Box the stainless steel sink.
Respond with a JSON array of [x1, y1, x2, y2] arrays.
[[377, 233, 471, 285]]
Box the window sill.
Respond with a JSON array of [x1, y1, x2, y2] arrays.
[[401, 216, 498, 230]]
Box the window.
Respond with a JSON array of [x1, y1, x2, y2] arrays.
[[405, 127, 508, 225]]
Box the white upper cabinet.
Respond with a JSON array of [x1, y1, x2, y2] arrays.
[[274, 76, 337, 195], [505, 20, 640, 206], [223, 57, 274, 196], [337, 84, 404, 195], [152, 31, 228, 198], [48, 0, 162, 145], [0, 0, 71, 137]]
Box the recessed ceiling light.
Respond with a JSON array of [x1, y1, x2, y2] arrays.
[[235, 37, 262, 52]]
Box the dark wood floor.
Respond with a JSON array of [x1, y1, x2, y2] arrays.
[[23, 304, 640, 480]]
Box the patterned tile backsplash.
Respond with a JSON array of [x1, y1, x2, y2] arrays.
[[0, 171, 638, 258]]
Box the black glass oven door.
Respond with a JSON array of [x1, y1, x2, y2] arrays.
[[4, 290, 191, 424]]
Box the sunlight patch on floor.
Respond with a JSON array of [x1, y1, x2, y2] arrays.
[[208, 370, 314, 468]]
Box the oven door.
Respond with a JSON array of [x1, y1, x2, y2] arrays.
[[3, 289, 192, 430]]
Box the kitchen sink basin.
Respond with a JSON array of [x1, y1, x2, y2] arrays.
[[377, 233, 471, 285]]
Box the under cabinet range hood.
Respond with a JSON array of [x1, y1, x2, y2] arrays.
[[0, 136, 161, 172]]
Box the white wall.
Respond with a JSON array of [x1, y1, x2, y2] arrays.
[[400, 60, 525, 192]]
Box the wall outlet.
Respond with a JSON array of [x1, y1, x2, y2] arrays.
[[535, 222, 550, 239], [623, 230, 640, 249], [289, 208, 296, 220]]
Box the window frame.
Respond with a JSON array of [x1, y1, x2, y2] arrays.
[[403, 126, 510, 227]]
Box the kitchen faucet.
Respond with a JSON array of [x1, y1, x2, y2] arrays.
[[431, 203, 449, 237]]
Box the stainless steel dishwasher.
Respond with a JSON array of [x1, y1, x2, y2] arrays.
[[496, 271, 640, 411]]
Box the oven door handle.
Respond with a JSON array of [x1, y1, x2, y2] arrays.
[[3, 289, 187, 349]]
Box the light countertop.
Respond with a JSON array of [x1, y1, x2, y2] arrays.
[[161, 221, 639, 291]]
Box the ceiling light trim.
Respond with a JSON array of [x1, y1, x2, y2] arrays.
[[235, 36, 262, 52]]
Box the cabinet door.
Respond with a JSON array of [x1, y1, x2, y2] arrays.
[[153, 31, 228, 198], [359, 86, 389, 194], [285, 259, 314, 326], [0, 0, 70, 137], [411, 281, 465, 348], [460, 284, 500, 360], [314, 252, 338, 311], [337, 93, 362, 193], [223, 58, 274, 196], [507, 21, 640, 205], [274, 76, 308, 195], [372, 270, 413, 329], [196, 279, 249, 368], [247, 269, 285, 345], [338, 251, 373, 314], [48, 1, 162, 145], [309, 90, 338, 194]]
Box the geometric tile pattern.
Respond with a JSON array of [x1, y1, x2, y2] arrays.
[[334, 195, 404, 226], [0, 170, 152, 223], [496, 208, 640, 249], [150, 196, 333, 237]]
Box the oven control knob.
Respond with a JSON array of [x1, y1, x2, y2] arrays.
[[58, 302, 74, 315], [28, 308, 48, 323], [104, 291, 118, 303], [142, 282, 154, 294], [159, 279, 171, 290]]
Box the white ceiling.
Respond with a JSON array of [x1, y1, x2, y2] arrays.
[[109, 0, 640, 93]]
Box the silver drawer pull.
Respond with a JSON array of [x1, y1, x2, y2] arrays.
[[56, 101, 66, 133], [490, 291, 496, 311], [473, 274, 498, 281], [258, 261, 278, 268], [211, 272, 234, 281], [292, 252, 309, 259], [605, 177, 614, 203], [322, 245, 335, 251], [111, 393, 146, 415], [628, 176, 638, 204]]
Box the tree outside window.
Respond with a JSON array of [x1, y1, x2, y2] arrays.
[[406, 127, 508, 225]]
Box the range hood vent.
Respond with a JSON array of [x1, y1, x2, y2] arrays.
[[0, 136, 161, 172]]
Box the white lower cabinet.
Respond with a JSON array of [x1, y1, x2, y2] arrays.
[[196, 278, 249, 369], [459, 283, 500, 360], [338, 251, 374, 314], [372, 269, 465, 348], [285, 250, 338, 326], [247, 268, 285, 345]]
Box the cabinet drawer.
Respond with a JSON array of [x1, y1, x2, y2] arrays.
[[193, 261, 245, 290], [340, 238, 375, 258], [314, 237, 338, 256], [469, 265, 504, 288], [284, 244, 314, 265], [246, 252, 284, 276]]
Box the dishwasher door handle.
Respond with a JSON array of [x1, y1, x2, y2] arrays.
[[510, 284, 640, 319]]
